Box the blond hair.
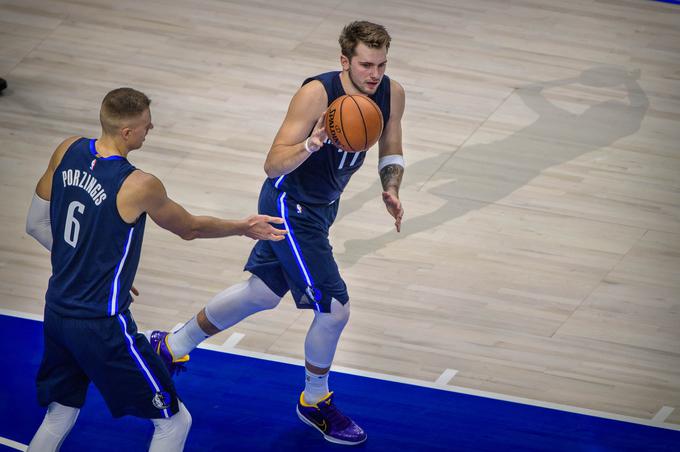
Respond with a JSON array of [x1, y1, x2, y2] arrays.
[[100, 87, 151, 135], [339, 21, 391, 59]]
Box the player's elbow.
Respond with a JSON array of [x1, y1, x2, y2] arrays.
[[177, 219, 200, 241], [179, 228, 198, 241], [25, 222, 37, 240], [25, 218, 53, 251], [263, 160, 279, 179], [263, 149, 287, 178]]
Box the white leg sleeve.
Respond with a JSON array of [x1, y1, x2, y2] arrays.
[[304, 299, 350, 369], [149, 401, 191, 452], [203, 275, 282, 331], [28, 402, 80, 452]]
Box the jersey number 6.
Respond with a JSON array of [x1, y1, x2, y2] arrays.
[[64, 201, 85, 248]]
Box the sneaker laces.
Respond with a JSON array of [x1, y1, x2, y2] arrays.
[[319, 400, 352, 430]]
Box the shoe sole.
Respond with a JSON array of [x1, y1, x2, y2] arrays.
[[295, 405, 367, 446]]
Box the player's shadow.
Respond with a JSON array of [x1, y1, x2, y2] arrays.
[[336, 66, 649, 266]]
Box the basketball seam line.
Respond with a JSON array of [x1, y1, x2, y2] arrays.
[[348, 95, 368, 151]]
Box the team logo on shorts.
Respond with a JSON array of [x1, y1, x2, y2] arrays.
[[152, 391, 171, 410], [296, 203, 303, 214]]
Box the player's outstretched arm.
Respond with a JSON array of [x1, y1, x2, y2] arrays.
[[264, 81, 328, 178], [378, 80, 406, 232], [119, 170, 286, 241]]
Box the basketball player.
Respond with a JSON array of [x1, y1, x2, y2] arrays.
[[24, 87, 286, 452], [154, 20, 405, 445]]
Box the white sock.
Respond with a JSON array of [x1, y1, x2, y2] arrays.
[[303, 368, 330, 405], [167, 316, 208, 358]]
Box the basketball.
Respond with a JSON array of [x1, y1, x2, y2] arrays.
[[325, 94, 383, 152]]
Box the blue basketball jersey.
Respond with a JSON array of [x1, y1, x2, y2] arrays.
[[46, 138, 146, 318], [270, 71, 391, 204]]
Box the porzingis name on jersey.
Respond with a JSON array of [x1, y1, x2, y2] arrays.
[[61, 168, 107, 205]]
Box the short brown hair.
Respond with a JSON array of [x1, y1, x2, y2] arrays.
[[339, 21, 391, 59], [100, 87, 151, 135]]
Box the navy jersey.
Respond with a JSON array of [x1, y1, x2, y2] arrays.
[[46, 138, 146, 318], [270, 71, 391, 204]]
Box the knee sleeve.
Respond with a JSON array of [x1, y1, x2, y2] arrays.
[[204, 275, 282, 330], [304, 298, 350, 369], [150, 401, 192, 452], [28, 402, 80, 452]]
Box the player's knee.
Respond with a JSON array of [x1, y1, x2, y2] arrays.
[[175, 402, 192, 437], [45, 402, 79, 435], [318, 298, 350, 330], [333, 299, 351, 327], [151, 401, 192, 445], [248, 275, 281, 310], [28, 402, 80, 451]]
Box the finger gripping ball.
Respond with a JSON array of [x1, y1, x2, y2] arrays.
[[325, 94, 383, 152]]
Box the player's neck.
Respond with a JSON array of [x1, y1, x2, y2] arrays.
[[96, 135, 129, 159], [340, 71, 363, 96]]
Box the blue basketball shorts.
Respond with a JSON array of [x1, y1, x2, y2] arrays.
[[36, 306, 180, 419], [244, 181, 349, 313]]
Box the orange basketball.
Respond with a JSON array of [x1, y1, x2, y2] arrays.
[[325, 94, 383, 152]]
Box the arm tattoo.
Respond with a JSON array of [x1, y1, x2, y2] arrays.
[[380, 164, 404, 195]]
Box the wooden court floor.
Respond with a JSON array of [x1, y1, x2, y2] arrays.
[[1, 0, 679, 428]]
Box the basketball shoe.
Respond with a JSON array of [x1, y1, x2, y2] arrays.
[[296, 392, 367, 445], [149, 331, 189, 376]]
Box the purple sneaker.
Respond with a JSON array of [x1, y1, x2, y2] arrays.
[[149, 331, 189, 376], [296, 392, 367, 445]]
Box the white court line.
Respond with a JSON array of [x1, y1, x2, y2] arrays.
[[221, 332, 245, 349], [435, 368, 458, 386], [0, 436, 27, 451], [0, 309, 42, 321], [198, 345, 680, 432], [652, 406, 675, 424], [172, 322, 184, 332], [3, 309, 680, 433]]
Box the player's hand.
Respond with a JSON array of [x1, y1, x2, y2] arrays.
[[305, 112, 328, 153], [243, 215, 287, 241], [382, 191, 403, 232], [130, 285, 139, 303]]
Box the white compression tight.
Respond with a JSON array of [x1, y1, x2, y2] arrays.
[[304, 298, 350, 369], [204, 275, 350, 369], [27, 401, 191, 452], [28, 402, 79, 452], [169, 275, 282, 357], [203, 275, 282, 331], [149, 401, 192, 452]]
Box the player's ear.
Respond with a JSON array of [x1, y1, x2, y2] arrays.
[[120, 126, 132, 140], [340, 54, 350, 71]]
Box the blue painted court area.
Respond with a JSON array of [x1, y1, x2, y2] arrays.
[[1, 314, 679, 451]]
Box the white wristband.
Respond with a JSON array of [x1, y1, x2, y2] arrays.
[[304, 137, 319, 153], [378, 154, 405, 171]]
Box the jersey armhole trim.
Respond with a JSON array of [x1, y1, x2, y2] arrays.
[[115, 168, 143, 226]]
